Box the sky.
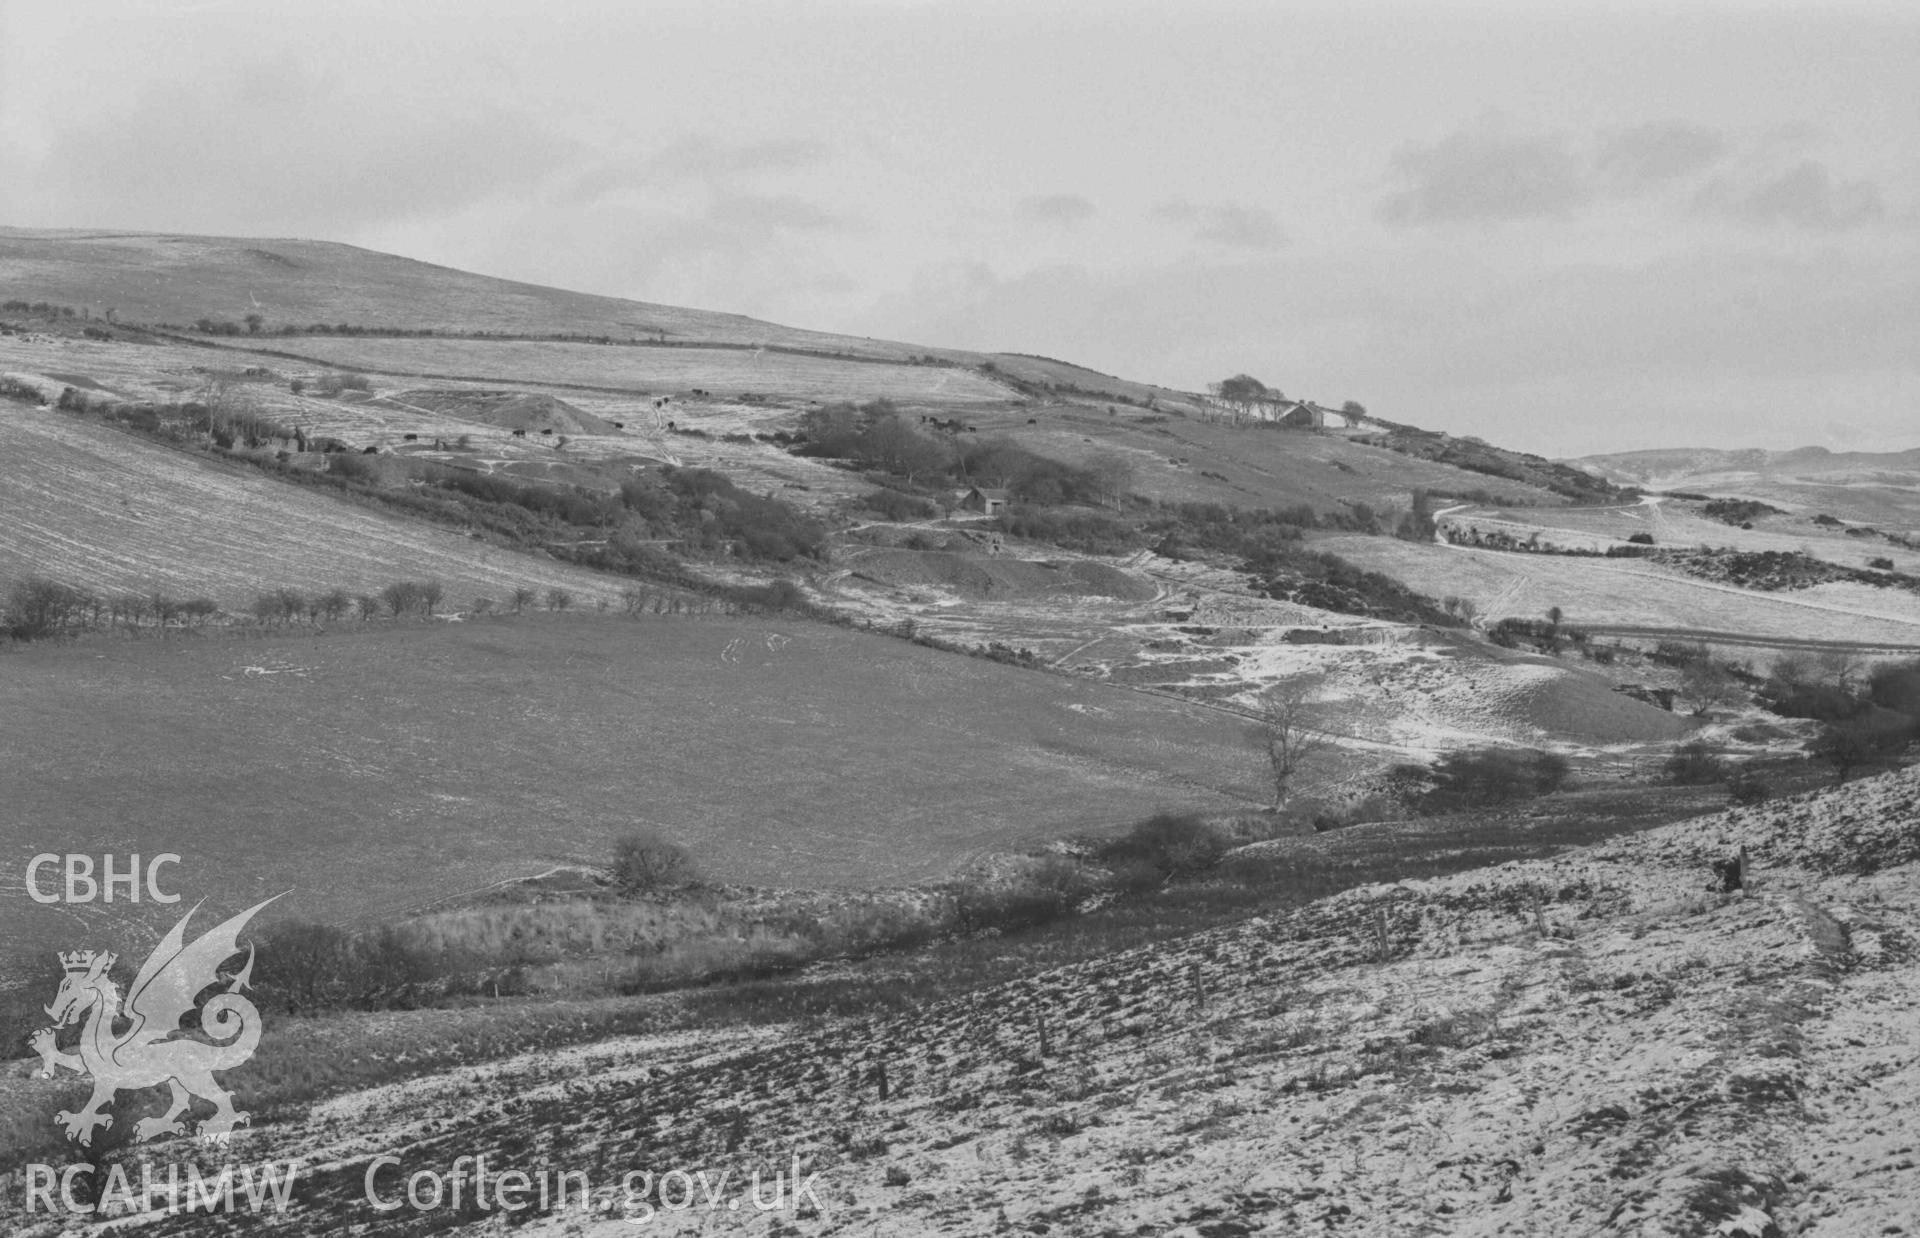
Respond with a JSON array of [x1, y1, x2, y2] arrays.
[[1, 0, 1915, 457]]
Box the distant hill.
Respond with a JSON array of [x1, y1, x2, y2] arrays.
[[2, 226, 1622, 520], [1573, 445, 1920, 527]]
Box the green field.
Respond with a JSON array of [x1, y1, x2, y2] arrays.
[[0, 613, 1260, 979]]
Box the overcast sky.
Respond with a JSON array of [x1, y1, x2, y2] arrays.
[[2, 0, 1915, 456]]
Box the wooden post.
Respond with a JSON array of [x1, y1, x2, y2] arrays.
[[1374, 907, 1390, 961], [1737, 845, 1750, 894], [874, 1061, 889, 1101], [1035, 1009, 1050, 1058], [1190, 961, 1205, 1011], [1530, 888, 1548, 938]]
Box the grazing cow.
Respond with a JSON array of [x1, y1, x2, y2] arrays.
[[613, 421, 625, 429], [966, 425, 978, 433], [1026, 418, 1036, 424], [361, 445, 378, 454], [539, 428, 553, 435], [403, 433, 418, 441], [511, 429, 526, 438], [667, 420, 677, 430]]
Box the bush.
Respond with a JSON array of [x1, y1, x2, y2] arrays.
[[862, 488, 938, 521], [1092, 812, 1231, 878], [610, 831, 696, 892], [1627, 532, 1655, 545], [1403, 747, 1571, 811], [1725, 767, 1772, 805], [948, 855, 1095, 935], [1664, 740, 1729, 785]]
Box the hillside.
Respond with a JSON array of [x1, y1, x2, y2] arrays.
[[13, 765, 1914, 1236], [0, 614, 1260, 971], [0, 397, 623, 608], [1573, 445, 1920, 530], [3, 228, 1612, 518], [0, 228, 929, 360]]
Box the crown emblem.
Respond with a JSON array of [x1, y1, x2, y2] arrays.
[[59, 950, 99, 973]]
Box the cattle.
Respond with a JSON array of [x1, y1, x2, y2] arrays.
[[666, 420, 676, 430], [361, 445, 378, 454], [403, 433, 418, 442], [1026, 418, 1036, 424], [539, 428, 553, 435], [966, 425, 978, 433], [511, 429, 526, 438], [613, 421, 625, 429]]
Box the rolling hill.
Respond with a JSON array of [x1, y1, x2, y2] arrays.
[[1573, 445, 1920, 529]]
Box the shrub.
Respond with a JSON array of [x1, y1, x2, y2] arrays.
[[380, 580, 422, 617], [1664, 740, 1729, 785], [610, 831, 697, 892], [1093, 812, 1231, 878], [1406, 747, 1571, 811], [4, 577, 91, 640], [948, 856, 1095, 935], [863, 488, 938, 521], [1725, 768, 1772, 805], [1627, 532, 1655, 545]]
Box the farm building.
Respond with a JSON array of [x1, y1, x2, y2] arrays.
[[960, 486, 1011, 515]]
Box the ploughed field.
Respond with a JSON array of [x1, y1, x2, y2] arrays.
[[0, 400, 623, 608], [0, 613, 1261, 981]]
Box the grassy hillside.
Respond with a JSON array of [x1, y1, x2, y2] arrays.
[[0, 613, 1261, 973], [0, 228, 930, 360], [1574, 445, 1920, 529], [1322, 533, 1920, 648], [0, 400, 623, 608], [195, 333, 1015, 405]]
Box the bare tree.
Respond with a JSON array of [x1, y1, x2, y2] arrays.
[[611, 831, 696, 892], [1256, 679, 1332, 810], [1084, 450, 1135, 510]]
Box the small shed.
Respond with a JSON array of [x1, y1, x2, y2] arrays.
[[961, 486, 1011, 516]]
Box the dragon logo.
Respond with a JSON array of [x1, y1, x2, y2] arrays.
[[29, 896, 278, 1147]]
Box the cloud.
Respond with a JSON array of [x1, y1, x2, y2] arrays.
[[1694, 159, 1886, 230], [1152, 200, 1285, 249], [1380, 120, 1588, 224], [1194, 205, 1285, 250], [1015, 194, 1096, 226], [707, 190, 847, 232], [10, 57, 578, 233], [643, 136, 832, 183], [1595, 121, 1729, 189]]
